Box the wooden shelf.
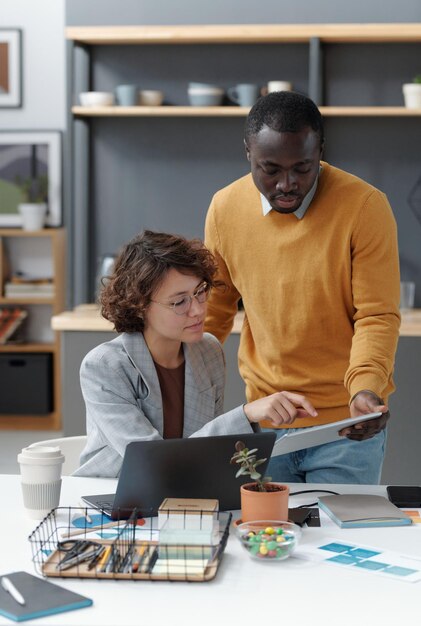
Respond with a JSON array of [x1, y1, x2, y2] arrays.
[[66, 23, 421, 45], [0, 297, 55, 305], [72, 105, 248, 116], [0, 413, 60, 430], [0, 343, 56, 353], [72, 105, 421, 118], [320, 107, 421, 116]]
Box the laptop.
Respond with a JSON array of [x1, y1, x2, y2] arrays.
[[82, 432, 276, 519]]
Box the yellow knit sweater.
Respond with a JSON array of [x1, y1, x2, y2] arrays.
[[204, 162, 401, 428]]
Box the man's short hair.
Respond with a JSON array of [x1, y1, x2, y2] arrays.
[[245, 91, 324, 146]]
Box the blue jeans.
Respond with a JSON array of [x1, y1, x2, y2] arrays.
[[265, 427, 387, 484]]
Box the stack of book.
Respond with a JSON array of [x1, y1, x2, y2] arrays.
[[4, 275, 54, 299], [0, 308, 28, 344]]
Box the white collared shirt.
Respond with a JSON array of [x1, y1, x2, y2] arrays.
[[260, 167, 321, 219]]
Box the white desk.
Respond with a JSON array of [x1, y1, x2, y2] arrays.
[[1, 475, 420, 626]]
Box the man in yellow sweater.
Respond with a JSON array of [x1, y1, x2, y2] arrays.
[[204, 91, 400, 484]]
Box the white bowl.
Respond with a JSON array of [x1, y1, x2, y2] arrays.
[[187, 87, 225, 106], [139, 90, 164, 106], [79, 91, 114, 107], [187, 87, 224, 95]]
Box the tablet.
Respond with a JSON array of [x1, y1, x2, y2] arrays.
[[271, 412, 383, 456]]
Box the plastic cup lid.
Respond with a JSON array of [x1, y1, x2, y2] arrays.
[[18, 445, 65, 464]]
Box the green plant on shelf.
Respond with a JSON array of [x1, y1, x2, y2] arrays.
[[412, 75, 421, 84], [230, 440, 272, 492], [15, 174, 48, 203]]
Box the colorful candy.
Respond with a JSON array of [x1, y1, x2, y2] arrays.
[[241, 525, 296, 560]]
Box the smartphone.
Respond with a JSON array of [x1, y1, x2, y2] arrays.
[[386, 485, 421, 508]]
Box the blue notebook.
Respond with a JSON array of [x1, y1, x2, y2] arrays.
[[0, 571, 92, 622], [318, 494, 413, 528]]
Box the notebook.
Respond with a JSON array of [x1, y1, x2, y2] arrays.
[[0, 571, 92, 622], [82, 432, 276, 519], [272, 412, 382, 456], [318, 494, 413, 528]]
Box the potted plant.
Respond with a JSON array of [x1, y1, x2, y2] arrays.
[[15, 175, 48, 230], [231, 440, 289, 523], [402, 74, 421, 109]]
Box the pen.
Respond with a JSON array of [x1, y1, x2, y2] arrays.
[[78, 501, 93, 524], [99, 546, 113, 573], [1, 576, 26, 606], [87, 545, 106, 571]]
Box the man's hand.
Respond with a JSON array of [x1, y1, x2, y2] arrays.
[[340, 390, 390, 441]]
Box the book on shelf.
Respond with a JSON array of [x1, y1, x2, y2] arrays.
[[9, 274, 53, 285], [4, 282, 55, 298], [0, 308, 28, 345]]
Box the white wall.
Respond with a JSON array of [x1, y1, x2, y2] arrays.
[[0, 0, 65, 131]]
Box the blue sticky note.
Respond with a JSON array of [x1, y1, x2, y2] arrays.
[[354, 560, 389, 571], [327, 554, 361, 565], [383, 565, 418, 577], [348, 548, 380, 559], [319, 542, 352, 553]]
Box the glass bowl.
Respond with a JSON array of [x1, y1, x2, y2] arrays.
[[235, 520, 302, 561]]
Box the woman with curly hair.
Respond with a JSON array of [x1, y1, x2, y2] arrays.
[[74, 231, 316, 477]]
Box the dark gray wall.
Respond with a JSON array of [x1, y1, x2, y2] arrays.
[[66, 1, 421, 301], [66, 0, 421, 26]]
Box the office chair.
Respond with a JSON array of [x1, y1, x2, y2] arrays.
[[28, 435, 87, 475]]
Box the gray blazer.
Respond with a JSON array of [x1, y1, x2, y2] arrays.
[[74, 332, 253, 477]]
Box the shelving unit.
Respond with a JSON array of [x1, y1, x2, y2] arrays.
[[66, 23, 421, 44], [71, 105, 421, 117], [66, 22, 421, 305], [0, 228, 65, 430]]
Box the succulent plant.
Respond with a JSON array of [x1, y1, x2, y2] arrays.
[[15, 174, 48, 203], [230, 440, 272, 492]]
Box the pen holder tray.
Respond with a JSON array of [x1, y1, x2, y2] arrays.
[[28, 507, 231, 582]]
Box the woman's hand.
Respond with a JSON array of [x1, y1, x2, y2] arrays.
[[244, 391, 317, 426]]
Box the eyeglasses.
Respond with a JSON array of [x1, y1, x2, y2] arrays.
[[151, 282, 211, 315]]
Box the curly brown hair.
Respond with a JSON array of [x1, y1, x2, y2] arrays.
[[100, 230, 219, 333]]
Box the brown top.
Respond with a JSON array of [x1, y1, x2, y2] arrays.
[[153, 360, 185, 439]]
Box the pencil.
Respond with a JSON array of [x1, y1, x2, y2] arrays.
[[78, 501, 93, 524], [131, 544, 148, 572], [98, 546, 112, 572], [61, 520, 125, 539]]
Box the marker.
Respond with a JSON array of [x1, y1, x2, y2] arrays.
[[1, 577, 26, 606]]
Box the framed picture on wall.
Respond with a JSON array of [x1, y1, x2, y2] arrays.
[[0, 132, 62, 227], [0, 29, 22, 108]]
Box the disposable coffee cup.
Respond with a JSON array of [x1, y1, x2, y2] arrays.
[[17, 445, 65, 519]]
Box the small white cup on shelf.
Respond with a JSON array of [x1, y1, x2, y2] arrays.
[[18, 203, 47, 231], [400, 281, 415, 311]]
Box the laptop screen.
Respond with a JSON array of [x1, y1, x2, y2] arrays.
[[83, 432, 276, 519]]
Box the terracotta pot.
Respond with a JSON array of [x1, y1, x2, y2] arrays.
[[240, 482, 289, 522]]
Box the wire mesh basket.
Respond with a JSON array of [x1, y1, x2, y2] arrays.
[[28, 506, 232, 582]]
